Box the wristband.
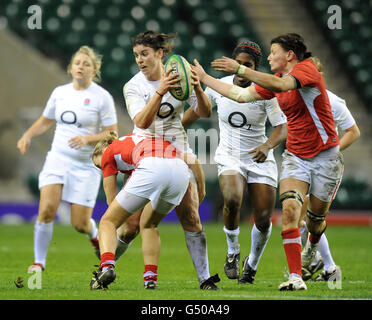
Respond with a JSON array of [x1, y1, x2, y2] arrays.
[[235, 64, 247, 77], [156, 90, 164, 97]]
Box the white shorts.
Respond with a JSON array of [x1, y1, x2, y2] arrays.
[[38, 151, 101, 208], [216, 151, 278, 188], [115, 157, 190, 215], [280, 147, 344, 202]]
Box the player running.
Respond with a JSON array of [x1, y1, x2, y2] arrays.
[[17, 46, 118, 272], [193, 33, 344, 291], [182, 40, 287, 284], [121, 30, 219, 290], [300, 57, 360, 281]]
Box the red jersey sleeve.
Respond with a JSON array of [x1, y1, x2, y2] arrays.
[[254, 85, 275, 100], [289, 59, 321, 88], [101, 145, 118, 178]]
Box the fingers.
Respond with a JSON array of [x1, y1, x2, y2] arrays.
[[17, 139, 29, 155]]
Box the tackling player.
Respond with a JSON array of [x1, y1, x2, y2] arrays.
[[193, 33, 344, 291]]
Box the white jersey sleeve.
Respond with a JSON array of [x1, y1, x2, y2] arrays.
[[42, 88, 58, 120], [265, 97, 287, 127], [204, 86, 218, 109], [327, 90, 355, 132], [99, 90, 117, 127], [123, 79, 147, 120]]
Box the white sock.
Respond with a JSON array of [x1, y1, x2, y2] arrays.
[[88, 218, 98, 239], [310, 251, 321, 267], [317, 233, 336, 271], [223, 226, 240, 254], [34, 220, 54, 267], [299, 221, 309, 248], [247, 223, 272, 271], [185, 230, 210, 283], [115, 236, 132, 261]]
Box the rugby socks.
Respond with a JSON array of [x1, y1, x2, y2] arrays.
[[299, 221, 309, 248], [223, 226, 240, 254], [281, 228, 302, 277], [248, 223, 272, 270], [100, 252, 115, 270], [184, 229, 210, 283], [317, 233, 336, 271], [34, 220, 54, 268], [115, 236, 132, 261], [88, 219, 100, 253], [144, 264, 158, 285]]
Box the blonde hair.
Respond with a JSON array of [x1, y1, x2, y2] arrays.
[[309, 56, 324, 76], [67, 45, 103, 82], [92, 131, 118, 162]]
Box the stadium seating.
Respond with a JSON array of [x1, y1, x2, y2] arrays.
[[304, 0, 372, 112], [0, 0, 266, 98]]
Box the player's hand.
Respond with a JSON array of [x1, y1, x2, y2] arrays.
[[68, 136, 88, 149], [192, 59, 207, 82], [211, 56, 240, 74], [157, 67, 181, 95], [190, 68, 202, 90], [17, 135, 31, 155], [248, 144, 270, 163]]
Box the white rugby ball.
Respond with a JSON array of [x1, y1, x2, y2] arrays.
[[165, 54, 194, 101]]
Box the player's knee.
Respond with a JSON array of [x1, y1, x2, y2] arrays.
[[254, 211, 272, 233], [38, 203, 58, 223], [117, 222, 139, 243], [281, 202, 300, 227], [223, 194, 242, 216], [72, 220, 90, 234]]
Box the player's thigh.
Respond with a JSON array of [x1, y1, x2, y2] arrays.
[[248, 183, 276, 220], [218, 170, 246, 207], [101, 199, 134, 229], [38, 184, 63, 221]]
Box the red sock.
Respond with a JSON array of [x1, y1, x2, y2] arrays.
[[309, 224, 327, 244], [281, 228, 302, 277], [144, 264, 158, 282], [100, 252, 115, 270]]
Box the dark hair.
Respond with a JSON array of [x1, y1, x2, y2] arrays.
[[131, 30, 177, 58], [270, 33, 312, 61], [232, 40, 262, 70]]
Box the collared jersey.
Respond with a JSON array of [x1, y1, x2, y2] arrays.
[[101, 134, 182, 178], [123, 71, 198, 152], [255, 59, 339, 158], [43, 82, 117, 162], [205, 75, 287, 159]]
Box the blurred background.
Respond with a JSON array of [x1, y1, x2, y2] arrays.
[[0, 0, 371, 225]]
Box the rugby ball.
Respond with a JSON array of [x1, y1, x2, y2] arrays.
[[165, 54, 194, 101]]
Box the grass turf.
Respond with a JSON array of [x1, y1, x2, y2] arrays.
[[0, 222, 371, 300]]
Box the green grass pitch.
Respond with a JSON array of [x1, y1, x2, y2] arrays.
[[0, 222, 371, 300]]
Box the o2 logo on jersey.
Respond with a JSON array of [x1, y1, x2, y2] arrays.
[[157, 102, 175, 119], [228, 111, 251, 129], [60, 111, 82, 127]]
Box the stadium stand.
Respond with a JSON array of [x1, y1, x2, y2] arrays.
[[304, 0, 372, 112], [0, 0, 371, 212]]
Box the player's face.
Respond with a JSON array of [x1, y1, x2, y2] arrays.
[[233, 53, 255, 88], [70, 53, 96, 81], [133, 45, 162, 77], [268, 43, 289, 73]]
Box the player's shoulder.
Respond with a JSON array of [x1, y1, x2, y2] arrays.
[[89, 82, 113, 97]]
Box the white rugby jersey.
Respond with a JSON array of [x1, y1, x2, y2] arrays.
[[43, 82, 117, 162], [327, 90, 356, 133], [205, 75, 287, 160], [123, 71, 198, 151]]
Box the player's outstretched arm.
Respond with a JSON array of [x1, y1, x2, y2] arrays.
[[211, 56, 296, 93], [17, 115, 54, 155], [193, 59, 262, 103]]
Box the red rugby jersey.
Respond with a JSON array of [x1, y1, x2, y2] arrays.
[[255, 59, 339, 158], [101, 133, 182, 178]]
